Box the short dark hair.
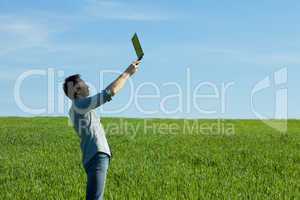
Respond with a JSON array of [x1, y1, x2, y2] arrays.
[[63, 74, 81, 98]]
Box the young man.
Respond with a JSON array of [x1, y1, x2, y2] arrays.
[[63, 60, 141, 200]]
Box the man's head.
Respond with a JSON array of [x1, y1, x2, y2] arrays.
[[63, 74, 89, 99]]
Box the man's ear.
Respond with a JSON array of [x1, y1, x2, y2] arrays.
[[73, 91, 78, 99], [67, 85, 76, 99]]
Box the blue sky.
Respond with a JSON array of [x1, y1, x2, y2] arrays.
[[1, 0, 300, 119]]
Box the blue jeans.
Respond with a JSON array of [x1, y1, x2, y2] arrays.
[[84, 152, 110, 200]]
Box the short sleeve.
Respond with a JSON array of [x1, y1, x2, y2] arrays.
[[73, 89, 113, 114]]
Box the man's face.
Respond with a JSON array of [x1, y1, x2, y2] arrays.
[[74, 79, 89, 98]]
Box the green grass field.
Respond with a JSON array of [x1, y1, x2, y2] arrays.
[[0, 117, 299, 199]]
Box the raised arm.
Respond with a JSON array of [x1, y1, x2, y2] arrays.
[[73, 60, 140, 114], [105, 60, 141, 96]]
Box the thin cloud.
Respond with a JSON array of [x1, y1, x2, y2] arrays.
[[0, 15, 50, 41], [84, 0, 174, 21], [0, 15, 51, 55], [0, 68, 23, 82]]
